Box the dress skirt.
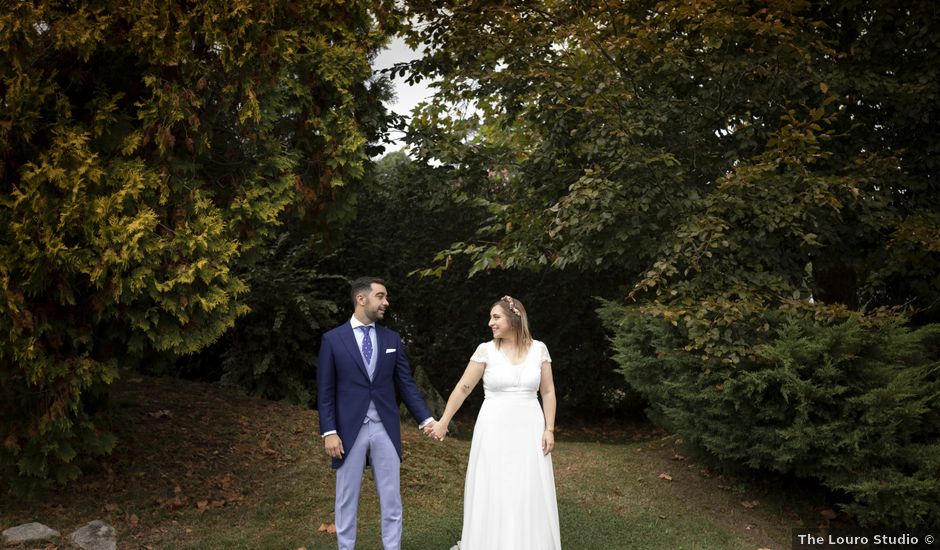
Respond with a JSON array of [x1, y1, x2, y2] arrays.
[[458, 391, 561, 550]]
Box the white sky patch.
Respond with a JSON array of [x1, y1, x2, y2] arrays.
[[372, 36, 434, 151]]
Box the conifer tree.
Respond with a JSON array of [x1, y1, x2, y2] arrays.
[[0, 1, 398, 493]]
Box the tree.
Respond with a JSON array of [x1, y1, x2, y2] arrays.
[[327, 151, 638, 421], [186, 231, 349, 408], [401, 0, 939, 315], [0, 0, 399, 493], [399, 0, 940, 527]]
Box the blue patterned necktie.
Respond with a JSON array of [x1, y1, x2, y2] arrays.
[[359, 325, 373, 367]]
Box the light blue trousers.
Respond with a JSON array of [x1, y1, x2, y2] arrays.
[[335, 419, 402, 550]]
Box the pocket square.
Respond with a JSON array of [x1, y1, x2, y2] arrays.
[[385, 348, 396, 353]]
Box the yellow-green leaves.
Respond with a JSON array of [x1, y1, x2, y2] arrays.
[[1, 0, 398, 494]]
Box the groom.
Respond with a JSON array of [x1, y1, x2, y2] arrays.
[[317, 276, 436, 550]]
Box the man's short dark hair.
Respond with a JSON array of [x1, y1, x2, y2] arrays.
[[350, 276, 386, 306]]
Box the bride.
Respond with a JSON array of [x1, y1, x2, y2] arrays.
[[432, 295, 562, 549]]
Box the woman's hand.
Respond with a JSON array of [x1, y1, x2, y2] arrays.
[[542, 429, 555, 455], [431, 421, 449, 442]]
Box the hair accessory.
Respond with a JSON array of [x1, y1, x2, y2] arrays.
[[501, 295, 522, 317]]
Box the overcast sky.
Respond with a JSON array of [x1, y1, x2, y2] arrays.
[[372, 36, 434, 152]]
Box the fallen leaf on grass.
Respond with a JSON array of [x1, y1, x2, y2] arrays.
[[318, 522, 337, 534], [148, 409, 172, 419], [161, 495, 187, 510], [740, 500, 760, 509], [658, 473, 673, 481], [127, 514, 139, 527], [820, 508, 837, 520], [758, 547, 772, 550], [218, 474, 234, 490], [260, 431, 279, 456], [197, 500, 209, 513], [105, 503, 119, 513]]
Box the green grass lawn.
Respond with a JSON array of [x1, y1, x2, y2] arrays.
[[1, 376, 823, 549]]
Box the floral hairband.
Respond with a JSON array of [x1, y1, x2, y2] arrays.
[[501, 295, 522, 317]]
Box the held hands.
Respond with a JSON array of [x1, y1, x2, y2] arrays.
[[426, 420, 449, 442]]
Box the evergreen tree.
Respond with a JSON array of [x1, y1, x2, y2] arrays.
[[0, 0, 399, 493]]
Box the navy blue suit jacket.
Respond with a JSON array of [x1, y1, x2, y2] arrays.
[[317, 321, 432, 469]]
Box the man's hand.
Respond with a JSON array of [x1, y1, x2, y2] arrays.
[[324, 434, 344, 459]]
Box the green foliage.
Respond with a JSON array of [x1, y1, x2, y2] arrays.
[[600, 303, 940, 528], [329, 152, 638, 419], [215, 233, 346, 407], [401, 0, 940, 528], [402, 0, 939, 320], [1, 0, 399, 493]]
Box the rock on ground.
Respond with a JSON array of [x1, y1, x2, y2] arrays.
[[1, 522, 60, 544], [70, 520, 117, 550]]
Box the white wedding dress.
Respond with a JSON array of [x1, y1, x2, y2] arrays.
[[454, 340, 562, 550]]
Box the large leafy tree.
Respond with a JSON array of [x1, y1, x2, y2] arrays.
[[0, 0, 399, 493], [400, 0, 940, 527], [402, 0, 939, 317]]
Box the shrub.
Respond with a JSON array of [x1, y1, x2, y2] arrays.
[[600, 303, 940, 529], [216, 234, 346, 407]]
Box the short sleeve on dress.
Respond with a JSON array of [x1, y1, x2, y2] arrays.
[[539, 341, 552, 363], [470, 342, 489, 364]]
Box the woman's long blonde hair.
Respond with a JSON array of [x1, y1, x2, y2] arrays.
[[493, 295, 533, 350]]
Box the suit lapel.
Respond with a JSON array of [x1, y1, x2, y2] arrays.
[[339, 323, 370, 381], [373, 326, 387, 380]]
